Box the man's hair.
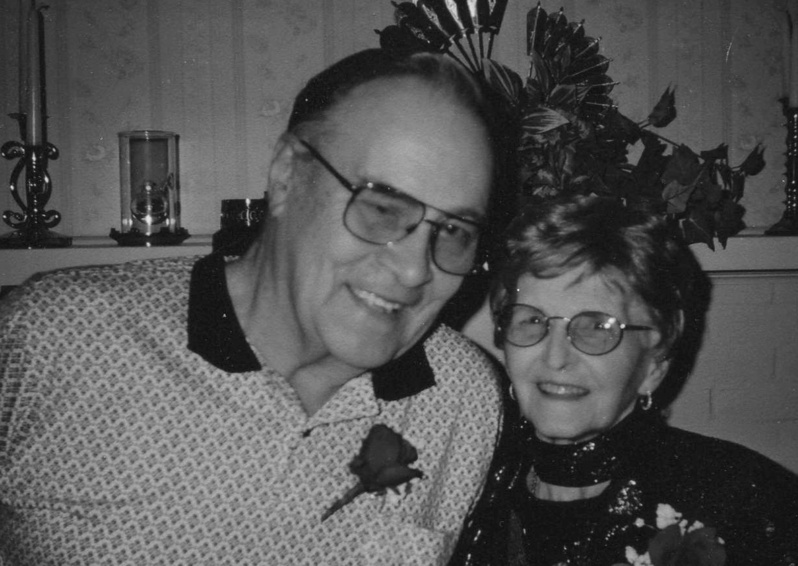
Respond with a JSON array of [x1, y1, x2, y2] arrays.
[[490, 195, 711, 406], [287, 48, 494, 141]]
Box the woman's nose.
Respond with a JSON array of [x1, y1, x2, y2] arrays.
[[541, 320, 574, 370]]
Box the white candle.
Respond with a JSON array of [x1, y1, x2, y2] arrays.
[[18, 0, 27, 117], [129, 136, 170, 233], [785, 7, 792, 101], [26, 0, 43, 145], [789, 1, 798, 107]]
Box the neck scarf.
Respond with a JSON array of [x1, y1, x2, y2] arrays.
[[527, 408, 656, 487]]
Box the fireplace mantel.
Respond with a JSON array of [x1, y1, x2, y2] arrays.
[[1, 232, 797, 289], [0, 234, 213, 288], [690, 233, 798, 273]]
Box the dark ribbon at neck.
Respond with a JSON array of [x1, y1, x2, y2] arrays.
[[528, 408, 655, 487]]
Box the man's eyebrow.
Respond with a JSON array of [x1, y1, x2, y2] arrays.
[[366, 178, 486, 226], [412, 198, 485, 227], [436, 205, 486, 226]]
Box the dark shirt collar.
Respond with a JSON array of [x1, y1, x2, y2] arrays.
[[187, 253, 436, 401]]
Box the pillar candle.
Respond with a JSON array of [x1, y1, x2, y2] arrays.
[[26, 1, 43, 145], [790, 1, 798, 107], [18, 0, 27, 117], [129, 137, 170, 231]]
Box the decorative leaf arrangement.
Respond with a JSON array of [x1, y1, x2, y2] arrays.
[[378, 1, 766, 248], [376, 0, 509, 73]]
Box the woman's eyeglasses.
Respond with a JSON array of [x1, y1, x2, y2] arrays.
[[498, 303, 654, 356], [299, 140, 483, 276]]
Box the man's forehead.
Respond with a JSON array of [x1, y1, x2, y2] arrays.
[[327, 76, 485, 139], [324, 80, 492, 217]]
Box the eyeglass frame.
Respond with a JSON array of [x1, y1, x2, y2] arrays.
[[496, 303, 655, 356], [297, 139, 486, 276]]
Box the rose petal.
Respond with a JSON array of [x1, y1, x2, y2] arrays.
[[647, 524, 683, 564], [680, 528, 726, 565], [373, 465, 424, 490], [349, 425, 423, 492]]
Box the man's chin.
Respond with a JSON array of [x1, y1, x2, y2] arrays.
[[326, 334, 410, 373], [321, 314, 434, 372], [337, 347, 400, 373]]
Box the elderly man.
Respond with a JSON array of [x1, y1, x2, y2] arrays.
[[0, 49, 503, 564]]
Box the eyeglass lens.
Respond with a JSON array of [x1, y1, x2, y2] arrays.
[[502, 304, 630, 355], [346, 186, 480, 275]]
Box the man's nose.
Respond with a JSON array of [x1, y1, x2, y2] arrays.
[[381, 223, 434, 287]]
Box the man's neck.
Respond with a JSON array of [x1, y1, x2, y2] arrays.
[[224, 242, 363, 416]]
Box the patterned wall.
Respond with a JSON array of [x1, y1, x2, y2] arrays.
[[0, 0, 791, 238]]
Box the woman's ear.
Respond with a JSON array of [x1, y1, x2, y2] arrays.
[[639, 354, 669, 398], [266, 133, 303, 218], [640, 308, 684, 397]]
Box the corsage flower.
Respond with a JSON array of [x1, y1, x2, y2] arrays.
[[616, 504, 726, 566], [321, 424, 424, 522]]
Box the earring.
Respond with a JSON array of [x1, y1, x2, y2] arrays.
[[508, 384, 516, 401], [640, 391, 653, 411]]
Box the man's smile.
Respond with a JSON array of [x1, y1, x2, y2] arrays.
[[351, 286, 403, 314]]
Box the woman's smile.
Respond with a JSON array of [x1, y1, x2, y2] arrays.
[[537, 381, 589, 398]]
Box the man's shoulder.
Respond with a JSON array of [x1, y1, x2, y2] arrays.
[[425, 324, 502, 372], [2, 256, 203, 324], [14, 256, 199, 297], [422, 324, 503, 398], [38, 255, 199, 282]]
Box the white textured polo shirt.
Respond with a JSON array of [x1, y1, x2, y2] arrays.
[[0, 254, 502, 565]]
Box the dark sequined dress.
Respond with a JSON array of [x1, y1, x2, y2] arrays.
[[449, 396, 798, 566]]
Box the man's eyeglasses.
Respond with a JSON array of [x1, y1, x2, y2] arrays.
[[298, 140, 484, 276], [497, 304, 654, 356]]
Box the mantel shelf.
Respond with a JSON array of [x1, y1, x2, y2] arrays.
[[690, 233, 798, 273], [1, 232, 797, 288], [0, 234, 213, 287]]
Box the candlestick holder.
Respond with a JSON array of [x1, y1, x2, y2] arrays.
[[0, 121, 71, 248], [766, 105, 798, 235]]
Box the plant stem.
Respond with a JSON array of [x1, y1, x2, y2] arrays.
[[321, 483, 366, 523], [644, 129, 681, 149]]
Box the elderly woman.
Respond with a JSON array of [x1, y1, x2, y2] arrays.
[[450, 196, 798, 566]]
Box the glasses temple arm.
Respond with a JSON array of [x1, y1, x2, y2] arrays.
[[297, 140, 357, 194]]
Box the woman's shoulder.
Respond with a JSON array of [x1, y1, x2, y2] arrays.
[[635, 420, 798, 562], [649, 422, 797, 482], [635, 421, 798, 504]]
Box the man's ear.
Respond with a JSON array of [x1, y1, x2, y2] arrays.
[[267, 133, 303, 218]]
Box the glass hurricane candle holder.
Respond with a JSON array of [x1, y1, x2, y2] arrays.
[[110, 130, 189, 246]]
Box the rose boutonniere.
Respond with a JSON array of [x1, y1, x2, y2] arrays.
[[321, 424, 424, 522], [614, 503, 726, 566]]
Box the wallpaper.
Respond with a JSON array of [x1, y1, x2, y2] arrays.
[[0, 0, 791, 237]]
